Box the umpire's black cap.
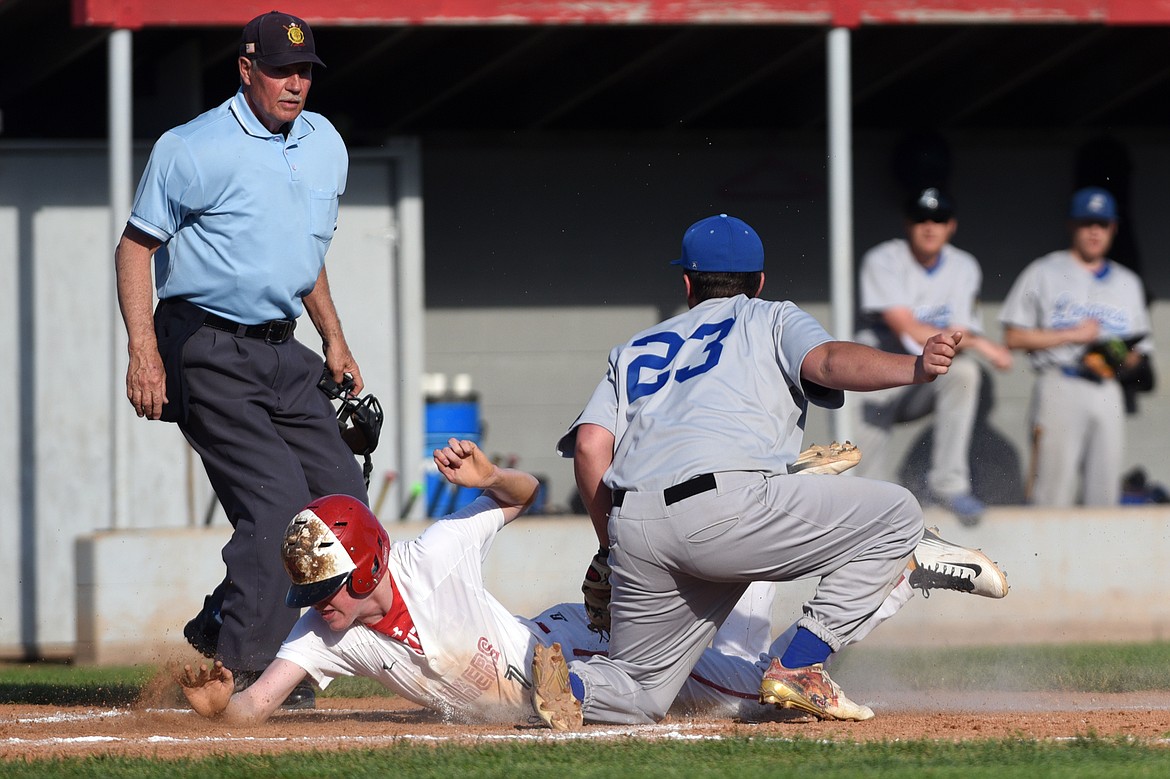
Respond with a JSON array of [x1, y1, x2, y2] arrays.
[[240, 11, 326, 68]]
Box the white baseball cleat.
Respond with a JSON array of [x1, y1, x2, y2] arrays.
[[789, 441, 862, 475], [910, 526, 1009, 599]]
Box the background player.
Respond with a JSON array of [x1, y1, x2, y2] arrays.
[[177, 438, 1005, 725], [540, 213, 1005, 729], [1000, 187, 1155, 506], [853, 187, 1013, 525]]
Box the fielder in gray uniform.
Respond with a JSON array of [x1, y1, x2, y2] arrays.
[[854, 188, 1013, 525], [534, 213, 999, 729], [1000, 187, 1154, 507]]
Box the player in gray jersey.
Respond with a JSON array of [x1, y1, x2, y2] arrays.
[[1000, 187, 1154, 507], [854, 188, 1013, 525], [536, 213, 999, 728]]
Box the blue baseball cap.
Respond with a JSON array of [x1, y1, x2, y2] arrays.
[[672, 214, 764, 272], [1069, 187, 1118, 221]]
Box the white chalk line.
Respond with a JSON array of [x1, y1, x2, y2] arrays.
[[5, 706, 1170, 750], [0, 707, 736, 749]]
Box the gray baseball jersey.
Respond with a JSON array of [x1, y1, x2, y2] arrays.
[[858, 238, 985, 354], [557, 294, 923, 724], [557, 295, 843, 491], [999, 250, 1152, 371], [853, 238, 987, 496], [999, 251, 1153, 506]]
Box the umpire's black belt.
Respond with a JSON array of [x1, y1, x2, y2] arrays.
[[612, 473, 717, 508], [203, 312, 296, 344]]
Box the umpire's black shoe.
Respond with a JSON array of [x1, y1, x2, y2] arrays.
[[183, 594, 222, 659], [232, 669, 317, 710], [282, 680, 317, 710]]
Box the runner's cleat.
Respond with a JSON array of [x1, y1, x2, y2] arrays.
[[531, 642, 582, 731], [759, 658, 874, 721], [910, 526, 1009, 599]]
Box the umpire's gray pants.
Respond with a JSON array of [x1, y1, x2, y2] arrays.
[[570, 471, 922, 724], [179, 327, 368, 672]]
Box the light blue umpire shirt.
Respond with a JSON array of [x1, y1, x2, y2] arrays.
[[128, 88, 348, 324]]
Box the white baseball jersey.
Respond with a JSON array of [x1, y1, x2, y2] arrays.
[[999, 251, 1152, 371], [557, 295, 842, 491], [858, 238, 985, 354], [277, 496, 540, 723], [275, 494, 787, 722]]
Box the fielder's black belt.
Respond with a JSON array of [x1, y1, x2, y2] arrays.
[[203, 312, 296, 344], [612, 473, 717, 508]]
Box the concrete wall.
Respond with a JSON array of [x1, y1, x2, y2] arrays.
[[74, 505, 1170, 666]]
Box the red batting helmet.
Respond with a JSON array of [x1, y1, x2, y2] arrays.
[[282, 494, 391, 608]]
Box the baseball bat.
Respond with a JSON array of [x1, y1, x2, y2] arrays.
[[373, 470, 397, 517]]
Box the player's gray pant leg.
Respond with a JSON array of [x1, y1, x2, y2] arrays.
[[927, 355, 980, 498], [1030, 371, 1123, 507], [784, 477, 921, 648], [573, 472, 921, 724], [539, 600, 784, 721], [1082, 379, 1124, 506], [854, 382, 941, 483], [852, 385, 907, 483], [854, 354, 979, 497], [180, 330, 367, 672], [572, 548, 750, 724]]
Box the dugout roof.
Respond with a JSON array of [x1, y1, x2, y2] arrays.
[[2, 1, 1170, 142]]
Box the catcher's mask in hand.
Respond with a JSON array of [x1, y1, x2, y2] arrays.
[[319, 369, 384, 485]]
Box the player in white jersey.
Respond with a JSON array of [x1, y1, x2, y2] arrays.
[[540, 214, 1003, 729], [1000, 187, 1154, 507], [177, 437, 1005, 725], [854, 188, 1013, 525]]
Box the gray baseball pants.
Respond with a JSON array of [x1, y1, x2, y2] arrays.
[[854, 353, 982, 498], [179, 327, 368, 672], [570, 470, 922, 724], [1029, 370, 1124, 507]]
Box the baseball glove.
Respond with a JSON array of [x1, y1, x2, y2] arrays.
[[1079, 338, 1130, 382], [582, 547, 612, 637], [789, 440, 862, 475]]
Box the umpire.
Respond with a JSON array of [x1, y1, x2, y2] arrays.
[[114, 11, 368, 708]]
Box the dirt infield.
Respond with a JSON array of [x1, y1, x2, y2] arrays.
[[4, 689, 1170, 760]]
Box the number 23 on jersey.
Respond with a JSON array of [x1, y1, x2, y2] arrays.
[[626, 318, 734, 402]]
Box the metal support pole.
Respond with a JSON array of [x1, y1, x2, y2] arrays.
[[392, 139, 426, 520], [109, 29, 132, 530], [826, 27, 856, 443]]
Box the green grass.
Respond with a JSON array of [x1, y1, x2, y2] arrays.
[[3, 738, 1169, 778], [831, 641, 1170, 693], [0, 662, 155, 706], [4, 644, 1170, 777], [7, 640, 1170, 707], [0, 661, 392, 707]]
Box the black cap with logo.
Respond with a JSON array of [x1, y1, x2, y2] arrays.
[[903, 187, 955, 223], [239, 11, 325, 68]]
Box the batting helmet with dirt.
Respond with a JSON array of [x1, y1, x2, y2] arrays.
[[282, 494, 391, 608]]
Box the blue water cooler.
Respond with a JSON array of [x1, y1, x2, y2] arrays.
[[424, 377, 482, 517]]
